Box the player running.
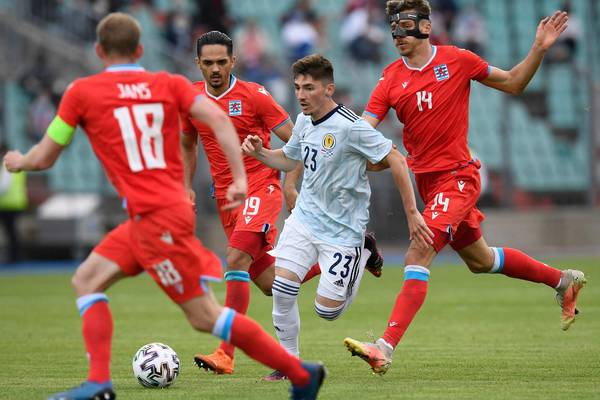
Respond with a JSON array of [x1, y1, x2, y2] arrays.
[[343, 0, 586, 375], [3, 13, 325, 400], [242, 54, 433, 379], [181, 31, 384, 376]]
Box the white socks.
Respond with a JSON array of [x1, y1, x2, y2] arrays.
[[272, 276, 301, 357]]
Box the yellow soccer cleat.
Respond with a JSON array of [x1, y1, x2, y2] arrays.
[[556, 269, 587, 331], [343, 337, 392, 375]]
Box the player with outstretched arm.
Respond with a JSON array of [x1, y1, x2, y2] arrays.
[[343, 0, 586, 375]]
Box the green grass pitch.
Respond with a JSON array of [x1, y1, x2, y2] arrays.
[[1, 258, 598, 399]]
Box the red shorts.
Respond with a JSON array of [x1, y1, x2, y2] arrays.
[[94, 202, 222, 304], [216, 175, 281, 278], [416, 162, 485, 253]]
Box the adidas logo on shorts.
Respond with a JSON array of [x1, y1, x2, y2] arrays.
[[333, 279, 344, 287]]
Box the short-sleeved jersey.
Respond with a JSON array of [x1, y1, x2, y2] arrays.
[[181, 75, 289, 199], [57, 64, 201, 216], [364, 45, 490, 173], [283, 105, 393, 247]]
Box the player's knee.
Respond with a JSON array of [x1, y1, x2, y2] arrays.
[[258, 284, 273, 297], [314, 302, 344, 321], [71, 270, 97, 294], [188, 315, 214, 332], [466, 259, 490, 273], [226, 252, 252, 271]]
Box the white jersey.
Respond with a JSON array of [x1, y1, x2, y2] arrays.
[[282, 105, 393, 246]]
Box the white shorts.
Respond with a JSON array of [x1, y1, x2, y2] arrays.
[[270, 213, 366, 302]]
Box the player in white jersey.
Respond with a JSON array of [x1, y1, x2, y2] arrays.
[[242, 54, 433, 377]]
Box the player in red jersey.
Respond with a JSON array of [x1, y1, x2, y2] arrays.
[[181, 31, 383, 377], [3, 13, 325, 400], [344, 0, 586, 375]]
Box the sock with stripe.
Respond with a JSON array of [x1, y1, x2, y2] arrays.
[[212, 307, 309, 386], [77, 293, 113, 383], [314, 301, 344, 321], [382, 265, 429, 348], [489, 247, 561, 288], [302, 263, 321, 283], [219, 270, 251, 358], [272, 276, 301, 356]]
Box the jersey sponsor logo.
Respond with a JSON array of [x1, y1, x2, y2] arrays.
[[433, 64, 450, 81], [228, 100, 242, 116], [117, 82, 151, 99], [458, 180, 465, 192]]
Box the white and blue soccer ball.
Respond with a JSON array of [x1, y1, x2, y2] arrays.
[[132, 342, 180, 388]]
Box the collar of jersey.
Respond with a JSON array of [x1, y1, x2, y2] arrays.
[[312, 104, 341, 126], [105, 64, 145, 72], [205, 74, 237, 100], [402, 45, 437, 72]]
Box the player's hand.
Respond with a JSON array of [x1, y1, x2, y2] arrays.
[[186, 188, 197, 213], [283, 186, 298, 212], [3, 150, 24, 173], [222, 178, 247, 211], [534, 11, 568, 51], [241, 135, 263, 157], [407, 211, 435, 249]]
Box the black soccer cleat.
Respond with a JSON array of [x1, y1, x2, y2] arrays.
[[364, 232, 384, 278]]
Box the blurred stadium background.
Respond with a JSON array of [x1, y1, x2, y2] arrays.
[[0, 0, 599, 264]]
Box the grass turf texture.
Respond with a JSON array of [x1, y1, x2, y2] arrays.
[[1, 259, 598, 399]]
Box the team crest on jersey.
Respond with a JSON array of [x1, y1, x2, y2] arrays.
[[322, 133, 336, 149], [228, 100, 242, 116], [321, 133, 336, 158], [433, 64, 450, 81]]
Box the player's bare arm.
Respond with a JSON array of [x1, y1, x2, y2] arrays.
[[360, 113, 391, 171], [481, 11, 568, 95], [189, 97, 247, 210], [4, 133, 64, 172], [272, 119, 302, 211], [383, 147, 434, 248], [180, 132, 199, 205], [242, 135, 299, 172]]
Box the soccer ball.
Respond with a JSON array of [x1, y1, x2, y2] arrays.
[[132, 342, 180, 388]]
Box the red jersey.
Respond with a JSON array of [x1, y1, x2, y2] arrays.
[[365, 45, 489, 173], [181, 76, 289, 199], [57, 64, 201, 216]]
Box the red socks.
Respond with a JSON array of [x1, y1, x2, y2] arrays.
[[214, 308, 309, 386], [382, 266, 429, 349], [302, 264, 321, 283], [491, 247, 561, 288], [220, 271, 251, 357], [77, 294, 112, 383]]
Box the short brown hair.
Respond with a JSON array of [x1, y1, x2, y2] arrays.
[[96, 12, 141, 56], [386, 0, 432, 16], [292, 54, 334, 83]]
